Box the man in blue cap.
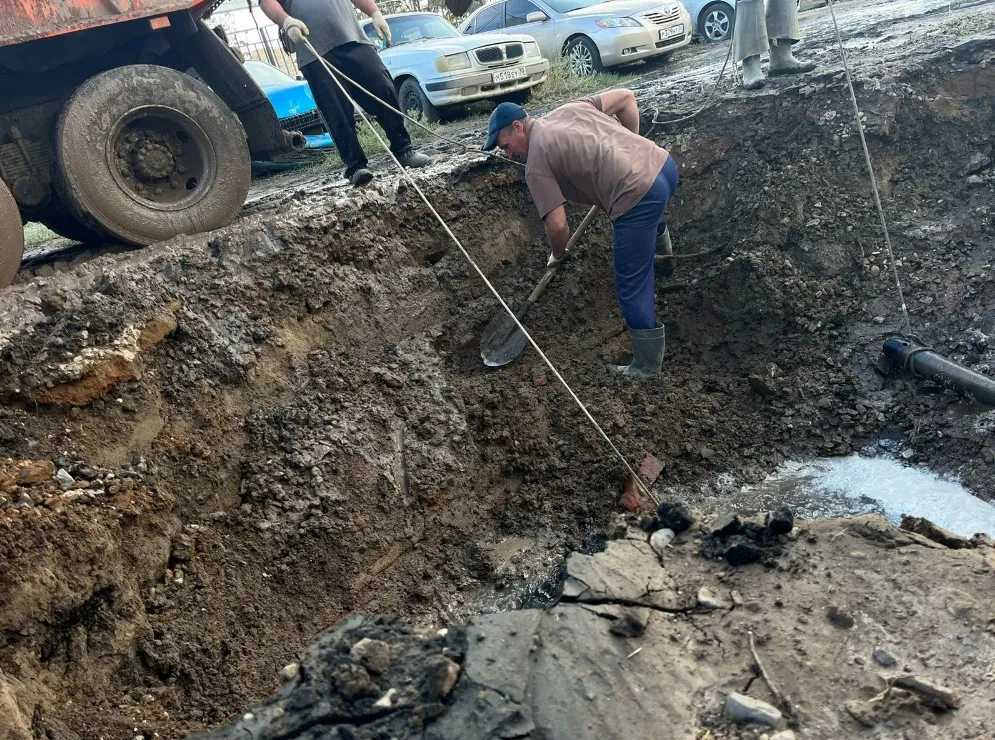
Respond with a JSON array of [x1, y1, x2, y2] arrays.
[[483, 91, 679, 379]]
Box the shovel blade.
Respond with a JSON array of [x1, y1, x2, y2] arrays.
[[480, 307, 531, 367]]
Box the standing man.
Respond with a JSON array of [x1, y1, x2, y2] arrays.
[[260, 0, 431, 186], [484, 91, 678, 379], [734, 0, 816, 90]]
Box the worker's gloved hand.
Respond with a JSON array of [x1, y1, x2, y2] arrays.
[[283, 17, 310, 45], [546, 251, 566, 269], [372, 11, 393, 46]]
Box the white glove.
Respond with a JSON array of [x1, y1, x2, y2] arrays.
[[372, 11, 392, 45], [283, 16, 309, 45], [546, 251, 565, 268]]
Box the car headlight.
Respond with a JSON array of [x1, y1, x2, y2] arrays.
[[524, 41, 541, 58], [595, 17, 641, 28], [435, 52, 472, 73]]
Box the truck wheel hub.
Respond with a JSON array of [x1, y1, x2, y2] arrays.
[[133, 141, 176, 181]]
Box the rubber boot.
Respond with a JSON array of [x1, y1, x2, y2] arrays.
[[741, 55, 766, 90], [655, 227, 674, 277], [768, 40, 816, 76], [615, 324, 666, 378]]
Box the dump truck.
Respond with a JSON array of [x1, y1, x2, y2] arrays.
[[0, 0, 306, 288]]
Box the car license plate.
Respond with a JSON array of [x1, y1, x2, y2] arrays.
[[493, 66, 527, 84], [660, 24, 685, 40]]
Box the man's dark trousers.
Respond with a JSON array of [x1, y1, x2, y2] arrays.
[[300, 41, 412, 177]]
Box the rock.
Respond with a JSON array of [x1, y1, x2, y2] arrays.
[[638, 455, 665, 485], [15, 460, 55, 485], [638, 515, 660, 533], [725, 692, 782, 727], [330, 663, 377, 700], [649, 528, 675, 557], [16, 492, 32, 507], [709, 512, 742, 537], [724, 538, 763, 566], [373, 688, 397, 708], [770, 731, 796, 740], [900, 448, 915, 460], [278, 662, 300, 681], [893, 675, 960, 710], [872, 647, 897, 667], [656, 501, 694, 533], [870, 265, 881, 276], [960, 151, 992, 176], [827, 606, 855, 630], [900, 516, 973, 549], [608, 611, 646, 638], [54, 468, 75, 490], [563, 540, 682, 609], [966, 174, 986, 186], [696, 587, 731, 610], [349, 638, 391, 675], [766, 507, 794, 536], [423, 656, 461, 700]]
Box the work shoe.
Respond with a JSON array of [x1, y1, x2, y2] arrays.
[[768, 41, 817, 76], [350, 168, 374, 187], [741, 55, 766, 90], [398, 149, 432, 168], [655, 227, 675, 277], [614, 324, 666, 378]]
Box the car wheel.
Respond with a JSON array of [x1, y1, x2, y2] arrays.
[[499, 89, 532, 105], [566, 37, 602, 77], [398, 78, 440, 124], [698, 2, 734, 43], [0, 178, 23, 288], [54, 64, 250, 245]]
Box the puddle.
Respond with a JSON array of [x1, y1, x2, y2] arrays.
[[730, 454, 995, 538]]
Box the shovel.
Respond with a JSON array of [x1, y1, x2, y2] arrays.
[[480, 206, 600, 367]]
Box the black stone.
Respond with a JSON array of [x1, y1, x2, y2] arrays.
[[723, 538, 763, 567], [638, 515, 660, 533], [656, 502, 694, 533], [766, 506, 794, 535], [709, 511, 743, 537]]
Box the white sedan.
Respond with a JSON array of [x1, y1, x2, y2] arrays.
[[359, 13, 551, 122]]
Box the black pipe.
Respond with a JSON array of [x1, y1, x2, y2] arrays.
[[883, 337, 995, 406]]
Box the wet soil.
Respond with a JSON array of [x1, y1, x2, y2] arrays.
[[1, 1, 994, 737]]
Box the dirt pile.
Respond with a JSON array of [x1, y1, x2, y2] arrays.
[[0, 4, 993, 737], [199, 511, 995, 739]]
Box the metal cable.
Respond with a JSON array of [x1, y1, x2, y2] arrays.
[[825, 0, 912, 333], [303, 38, 658, 505]]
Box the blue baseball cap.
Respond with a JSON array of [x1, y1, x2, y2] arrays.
[[484, 102, 527, 151]]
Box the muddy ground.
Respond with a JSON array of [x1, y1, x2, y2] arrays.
[[1, 0, 995, 737]]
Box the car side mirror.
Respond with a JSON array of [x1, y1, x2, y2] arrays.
[[296, 74, 304, 81], [526, 11, 548, 22]]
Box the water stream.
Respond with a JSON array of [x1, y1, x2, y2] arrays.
[[729, 453, 995, 538]]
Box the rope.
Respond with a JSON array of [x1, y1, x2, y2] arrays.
[[302, 38, 659, 505], [299, 43, 525, 170], [825, 0, 912, 333]]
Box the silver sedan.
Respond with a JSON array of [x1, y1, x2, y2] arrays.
[[459, 0, 693, 76]]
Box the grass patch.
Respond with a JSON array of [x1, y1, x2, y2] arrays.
[[23, 222, 58, 247], [526, 59, 641, 107]]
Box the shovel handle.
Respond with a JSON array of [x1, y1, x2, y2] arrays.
[[526, 206, 600, 303]]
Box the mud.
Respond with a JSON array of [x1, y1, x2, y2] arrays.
[[0, 0, 994, 737]]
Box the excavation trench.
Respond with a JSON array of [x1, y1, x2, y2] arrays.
[[0, 39, 994, 739]]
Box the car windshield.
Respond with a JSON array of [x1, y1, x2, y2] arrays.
[[244, 61, 295, 87], [544, 0, 607, 12], [363, 14, 462, 48]]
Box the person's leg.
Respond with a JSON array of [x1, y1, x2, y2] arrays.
[[732, 0, 769, 90], [300, 57, 368, 179], [613, 211, 658, 332], [653, 156, 680, 275], [334, 43, 414, 156], [766, 0, 816, 75]]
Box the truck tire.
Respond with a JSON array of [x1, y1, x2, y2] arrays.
[[54, 64, 251, 245], [36, 197, 103, 243], [0, 179, 24, 288]]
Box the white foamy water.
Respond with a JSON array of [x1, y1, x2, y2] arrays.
[[734, 456, 995, 538]]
